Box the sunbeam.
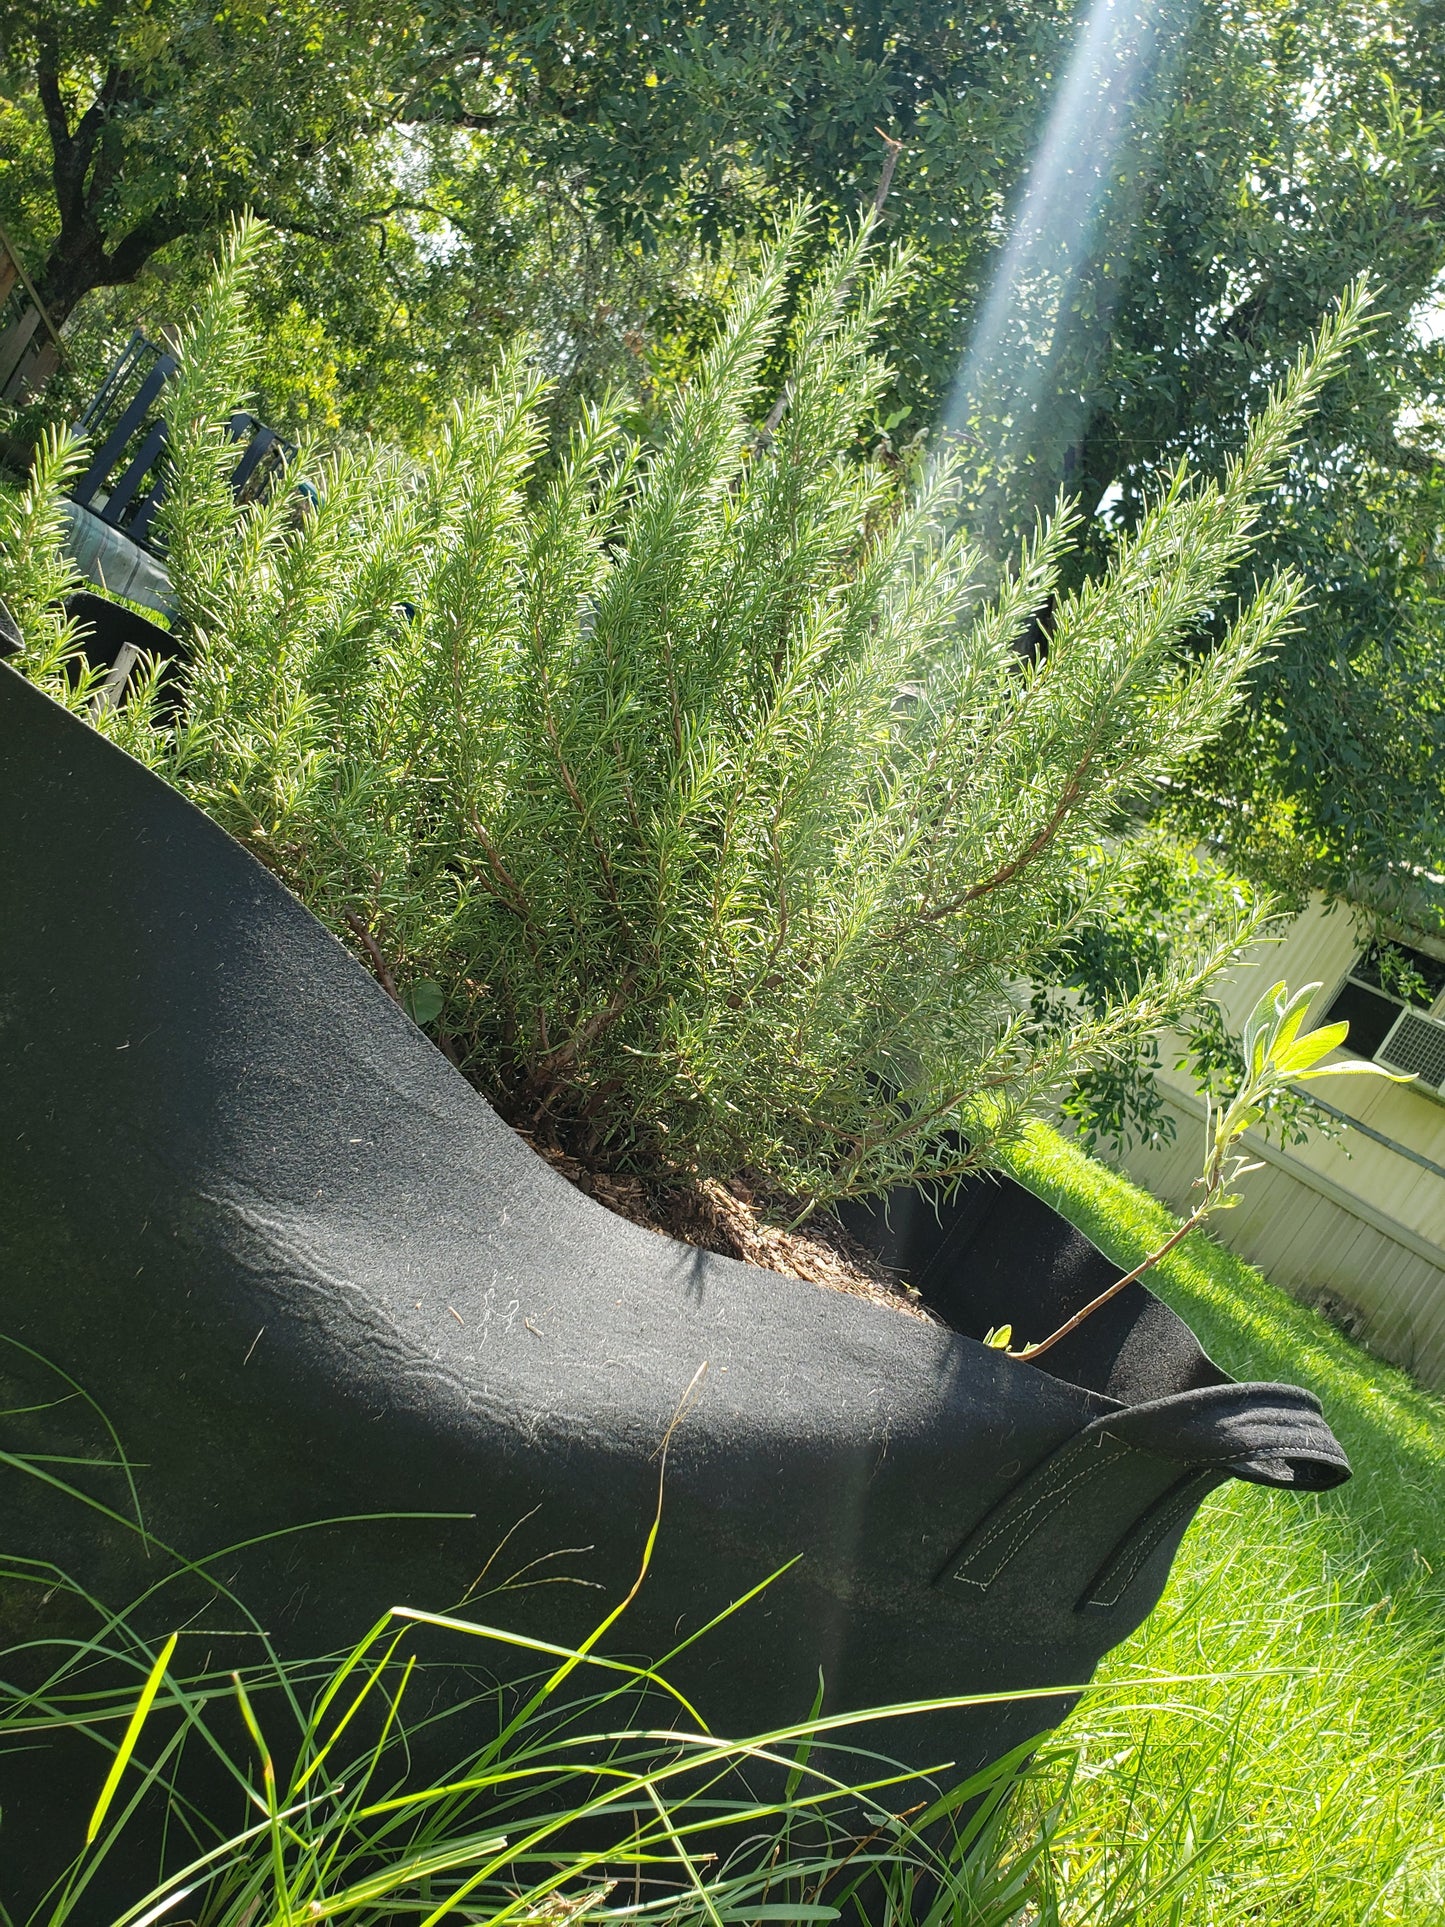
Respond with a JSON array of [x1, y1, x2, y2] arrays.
[[941, 0, 1188, 536]]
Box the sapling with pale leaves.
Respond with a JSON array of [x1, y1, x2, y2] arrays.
[[0, 214, 1375, 1211], [986, 982, 1411, 1358]]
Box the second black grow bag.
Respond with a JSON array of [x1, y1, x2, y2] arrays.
[[0, 664, 1349, 1898]]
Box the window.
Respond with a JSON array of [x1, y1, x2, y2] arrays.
[[1322, 939, 1445, 1073]]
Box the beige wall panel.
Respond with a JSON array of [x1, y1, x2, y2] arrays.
[[1150, 1063, 1445, 1246], [1210, 896, 1364, 1031], [1171, 890, 1445, 1234], [1113, 1104, 1445, 1390]]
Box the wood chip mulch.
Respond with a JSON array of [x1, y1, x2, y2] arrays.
[[515, 1132, 938, 1324]]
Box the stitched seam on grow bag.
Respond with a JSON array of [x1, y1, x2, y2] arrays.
[[1078, 1469, 1221, 1611], [949, 1433, 1132, 1590]]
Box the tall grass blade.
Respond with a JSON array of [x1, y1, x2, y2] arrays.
[[84, 1631, 178, 1846]]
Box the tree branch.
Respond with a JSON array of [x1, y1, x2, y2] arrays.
[[1377, 430, 1445, 480], [255, 197, 445, 246], [101, 208, 193, 285], [958, 766, 1091, 906], [402, 108, 506, 132], [1012, 1206, 1206, 1360], [68, 64, 125, 201], [33, 29, 80, 224], [533, 970, 638, 1084], [82, 66, 132, 213], [388, 41, 500, 120], [893, 754, 1096, 939], [869, 128, 905, 217]]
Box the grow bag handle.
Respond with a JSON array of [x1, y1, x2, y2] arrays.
[[941, 1381, 1349, 1614], [1093, 1381, 1350, 1489]]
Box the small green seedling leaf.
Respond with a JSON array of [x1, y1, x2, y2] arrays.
[[87, 1631, 178, 1844], [1242, 980, 1287, 1077], [405, 979, 445, 1026], [1274, 1020, 1349, 1074], [1269, 980, 1322, 1061], [983, 1325, 1013, 1349], [1296, 1059, 1414, 1082]]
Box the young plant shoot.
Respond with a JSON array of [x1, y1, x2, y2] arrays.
[[987, 982, 1411, 1359]]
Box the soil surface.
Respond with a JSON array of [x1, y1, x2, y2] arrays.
[[515, 1131, 938, 1325]]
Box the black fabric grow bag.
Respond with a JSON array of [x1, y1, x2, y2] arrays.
[[0, 665, 1349, 1899]]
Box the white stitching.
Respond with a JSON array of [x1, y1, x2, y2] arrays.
[[951, 1444, 1092, 1584], [952, 1434, 1130, 1588], [947, 1415, 1316, 1597], [1082, 1473, 1217, 1608]]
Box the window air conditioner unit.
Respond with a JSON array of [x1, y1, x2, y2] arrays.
[[1375, 1007, 1445, 1094]]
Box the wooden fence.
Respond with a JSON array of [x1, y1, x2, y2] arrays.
[[0, 221, 63, 406]]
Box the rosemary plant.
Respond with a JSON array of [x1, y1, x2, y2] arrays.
[[0, 216, 1370, 1205]]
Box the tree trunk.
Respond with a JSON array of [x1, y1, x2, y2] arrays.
[[33, 235, 117, 332]]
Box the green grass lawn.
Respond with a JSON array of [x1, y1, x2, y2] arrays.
[[1001, 1123, 1445, 1925]]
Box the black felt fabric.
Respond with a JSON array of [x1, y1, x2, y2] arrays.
[[64, 589, 176, 675], [839, 1182, 1227, 1404], [0, 666, 1349, 1904]]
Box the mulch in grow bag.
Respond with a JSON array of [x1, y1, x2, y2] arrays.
[[0, 663, 1349, 1901]]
